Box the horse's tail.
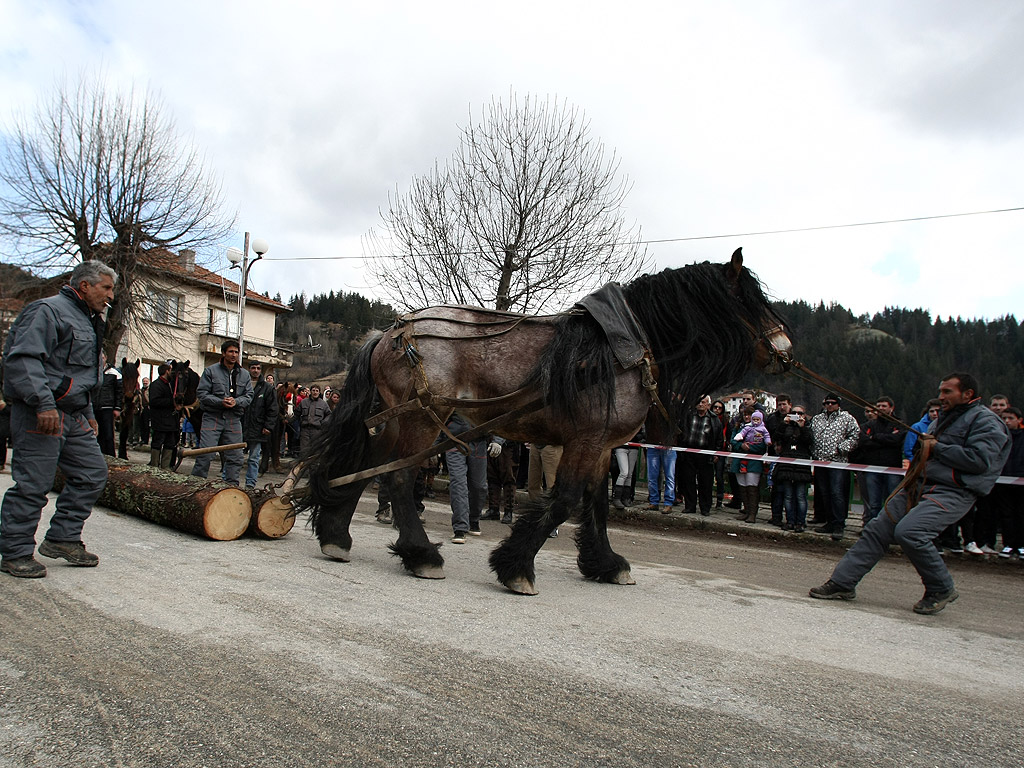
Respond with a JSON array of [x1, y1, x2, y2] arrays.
[[292, 331, 383, 531]]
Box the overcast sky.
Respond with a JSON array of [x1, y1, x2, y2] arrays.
[[2, 0, 1022, 321]]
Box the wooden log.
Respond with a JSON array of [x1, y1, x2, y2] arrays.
[[244, 486, 296, 539], [58, 458, 252, 541]]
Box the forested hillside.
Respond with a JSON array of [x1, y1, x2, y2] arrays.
[[747, 301, 1023, 419], [275, 290, 397, 383], [279, 291, 1023, 419]]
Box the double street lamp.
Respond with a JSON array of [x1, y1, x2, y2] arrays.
[[225, 232, 269, 363]]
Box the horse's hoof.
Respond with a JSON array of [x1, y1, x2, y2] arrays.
[[611, 570, 636, 585], [412, 564, 445, 580], [320, 543, 351, 562], [503, 576, 538, 596]]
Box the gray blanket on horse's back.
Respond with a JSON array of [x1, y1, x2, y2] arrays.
[[575, 283, 650, 370]]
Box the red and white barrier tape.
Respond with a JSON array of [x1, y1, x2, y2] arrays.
[[624, 442, 1024, 486]]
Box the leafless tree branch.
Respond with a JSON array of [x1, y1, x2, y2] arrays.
[[0, 72, 235, 359], [364, 93, 649, 313]]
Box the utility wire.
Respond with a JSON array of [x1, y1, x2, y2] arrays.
[[260, 205, 1024, 262]]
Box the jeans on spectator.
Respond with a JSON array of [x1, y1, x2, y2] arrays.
[[647, 447, 676, 505], [780, 481, 808, 527], [863, 471, 901, 523], [448, 440, 487, 533], [245, 442, 263, 489]]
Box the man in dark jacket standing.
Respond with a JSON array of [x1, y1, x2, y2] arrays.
[[851, 396, 906, 524], [0, 261, 115, 578], [242, 361, 278, 489], [676, 395, 718, 516], [297, 384, 331, 455], [147, 363, 181, 470], [810, 373, 1010, 615], [191, 340, 253, 484]]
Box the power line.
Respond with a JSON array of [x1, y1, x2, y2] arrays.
[[260, 205, 1024, 262]]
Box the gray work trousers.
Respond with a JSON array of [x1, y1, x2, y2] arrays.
[[190, 411, 244, 484], [831, 482, 975, 594], [0, 402, 108, 559], [447, 441, 488, 533]]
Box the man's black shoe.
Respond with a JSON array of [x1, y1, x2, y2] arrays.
[[479, 510, 500, 521], [808, 580, 856, 600], [699, 509, 710, 517], [913, 588, 959, 615], [814, 524, 835, 534], [830, 528, 845, 541], [1, 556, 47, 578], [501, 513, 513, 525], [38, 539, 98, 567]]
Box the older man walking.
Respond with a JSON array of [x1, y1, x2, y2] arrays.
[[0, 261, 115, 578]]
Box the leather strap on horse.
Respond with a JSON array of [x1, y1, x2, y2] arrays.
[[640, 355, 678, 437], [317, 396, 545, 490]]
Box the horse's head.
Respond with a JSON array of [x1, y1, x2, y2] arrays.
[[725, 248, 793, 374], [168, 359, 199, 407], [121, 357, 141, 402]]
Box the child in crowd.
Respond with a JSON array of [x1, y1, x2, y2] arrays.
[[180, 415, 196, 448], [738, 410, 772, 447]]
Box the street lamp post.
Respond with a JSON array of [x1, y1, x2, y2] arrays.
[[226, 232, 269, 363]]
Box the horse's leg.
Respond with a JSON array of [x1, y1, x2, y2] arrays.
[[575, 478, 635, 585], [488, 476, 583, 596], [385, 467, 445, 579], [317, 479, 370, 562]]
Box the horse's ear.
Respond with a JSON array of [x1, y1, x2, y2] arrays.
[[727, 247, 744, 283], [183, 360, 190, 368], [121, 357, 128, 368], [134, 358, 140, 367]]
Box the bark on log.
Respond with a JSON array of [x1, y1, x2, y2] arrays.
[[244, 486, 296, 539], [58, 458, 252, 541]]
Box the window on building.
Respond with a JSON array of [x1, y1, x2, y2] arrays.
[[145, 290, 182, 326], [209, 307, 239, 336]]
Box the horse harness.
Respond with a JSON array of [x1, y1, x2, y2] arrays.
[[328, 302, 673, 488]]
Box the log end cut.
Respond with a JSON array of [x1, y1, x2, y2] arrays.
[[250, 496, 296, 539], [204, 488, 253, 541]]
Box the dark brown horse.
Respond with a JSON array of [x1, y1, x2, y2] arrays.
[[117, 358, 141, 459], [295, 249, 793, 594], [168, 359, 201, 436]]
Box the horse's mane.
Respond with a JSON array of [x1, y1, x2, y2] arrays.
[[624, 261, 777, 409], [529, 258, 782, 424]]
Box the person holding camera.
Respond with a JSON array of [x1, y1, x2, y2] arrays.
[[772, 405, 814, 531], [190, 340, 253, 484]]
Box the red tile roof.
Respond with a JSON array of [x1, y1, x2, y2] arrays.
[[142, 249, 290, 312]]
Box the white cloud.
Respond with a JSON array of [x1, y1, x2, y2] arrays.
[[1, 0, 1021, 322]]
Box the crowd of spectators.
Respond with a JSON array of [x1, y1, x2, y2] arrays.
[[622, 385, 1023, 560]]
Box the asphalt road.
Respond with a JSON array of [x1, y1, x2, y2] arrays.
[[1, 470, 1021, 768]]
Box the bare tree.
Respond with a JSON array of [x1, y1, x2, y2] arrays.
[[0, 73, 234, 359], [364, 93, 649, 313]]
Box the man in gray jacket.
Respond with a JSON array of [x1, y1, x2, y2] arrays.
[[190, 340, 253, 484], [810, 372, 1010, 615], [0, 261, 115, 578]]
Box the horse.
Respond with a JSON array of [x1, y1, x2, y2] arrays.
[[294, 248, 793, 595], [167, 359, 201, 445], [117, 358, 141, 459]]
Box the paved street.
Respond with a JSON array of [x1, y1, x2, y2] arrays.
[[1, 461, 1021, 768]]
